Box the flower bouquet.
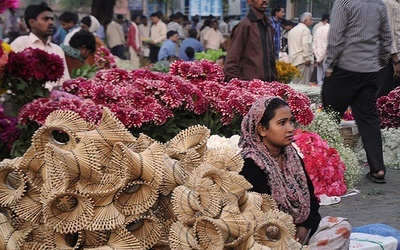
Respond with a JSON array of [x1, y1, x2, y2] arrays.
[[377, 86, 400, 129], [1, 48, 64, 117], [276, 60, 300, 84]]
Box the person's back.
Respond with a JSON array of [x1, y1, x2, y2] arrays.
[[179, 28, 203, 61], [325, 0, 391, 73]]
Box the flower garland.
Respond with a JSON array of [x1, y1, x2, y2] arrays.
[[294, 129, 347, 198]]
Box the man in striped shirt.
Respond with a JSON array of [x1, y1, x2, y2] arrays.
[[322, 0, 392, 183]]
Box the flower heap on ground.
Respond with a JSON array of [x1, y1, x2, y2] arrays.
[[377, 86, 400, 129], [18, 59, 314, 142], [0, 108, 303, 249]]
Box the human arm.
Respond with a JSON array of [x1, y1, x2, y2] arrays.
[[378, 2, 393, 68], [301, 27, 313, 66]]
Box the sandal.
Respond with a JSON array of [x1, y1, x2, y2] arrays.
[[365, 172, 386, 184]]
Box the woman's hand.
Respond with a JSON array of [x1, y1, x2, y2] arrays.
[[296, 226, 310, 245]]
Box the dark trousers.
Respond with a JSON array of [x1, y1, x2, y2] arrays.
[[110, 45, 126, 59], [149, 44, 160, 63], [377, 60, 400, 98], [322, 67, 385, 174]]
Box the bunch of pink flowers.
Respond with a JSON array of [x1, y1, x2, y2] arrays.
[[294, 129, 347, 198], [377, 86, 400, 129]]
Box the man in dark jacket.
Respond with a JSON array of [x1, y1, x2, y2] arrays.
[[224, 0, 277, 82]]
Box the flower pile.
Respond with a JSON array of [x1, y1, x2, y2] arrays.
[[294, 129, 347, 198], [377, 86, 400, 128], [276, 60, 300, 84], [0, 0, 19, 13], [18, 60, 314, 142], [306, 109, 362, 190]]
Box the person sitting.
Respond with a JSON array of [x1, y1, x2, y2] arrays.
[[80, 15, 104, 66], [158, 30, 179, 62], [61, 29, 96, 75], [239, 96, 351, 248], [178, 28, 203, 61]]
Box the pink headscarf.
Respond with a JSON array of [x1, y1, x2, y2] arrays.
[[239, 96, 310, 224]]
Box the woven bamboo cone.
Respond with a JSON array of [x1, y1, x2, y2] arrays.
[[151, 194, 177, 245], [125, 212, 162, 249], [77, 142, 127, 196], [194, 217, 225, 250], [11, 184, 43, 224], [81, 230, 109, 248], [114, 180, 159, 216], [0, 213, 32, 250], [169, 221, 200, 250], [106, 226, 143, 250], [44, 109, 93, 132], [75, 108, 137, 164], [42, 191, 94, 234], [44, 227, 84, 249], [171, 185, 202, 225], [18, 147, 45, 187], [160, 155, 185, 196], [165, 125, 210, 160], [193, 178, 222, 218], [0, 159, 26, 207], [88, 193, 125, 231], [254, 209, 296, 250], [45, 136, 102, 183], [121, 141, 164, 189], [178, 148, 201, 176], [236, 234, 273, 250], [22, 224, 47, 249], [128, 133, 155, 153], [204, 147, 244, 172]]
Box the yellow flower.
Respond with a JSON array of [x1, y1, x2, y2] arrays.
[[1, 42, 12, 54], [276, 60, 300, 84]]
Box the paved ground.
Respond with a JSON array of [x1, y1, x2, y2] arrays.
[[319, 165, 400, 230]]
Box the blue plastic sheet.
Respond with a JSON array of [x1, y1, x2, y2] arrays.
[[352, 223, 400, 250]]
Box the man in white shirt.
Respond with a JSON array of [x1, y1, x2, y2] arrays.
[[288, 12, 314, 84], [106, 14, 126, 59], [149, 12, 167, 63], [11, 3, 70, 90], [312, 20, 330, 85], [203, 20, 225, 51]]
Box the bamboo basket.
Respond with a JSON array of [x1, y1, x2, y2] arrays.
[[339, 121, 360, 148]]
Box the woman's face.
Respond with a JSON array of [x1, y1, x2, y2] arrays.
[[258, 106, 294, 149]]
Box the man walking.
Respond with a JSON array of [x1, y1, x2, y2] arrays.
[[323, 0, 391, 183]]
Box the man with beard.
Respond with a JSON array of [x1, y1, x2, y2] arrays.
[[224, 0, 276, 82], [11, 3, 70, 90]]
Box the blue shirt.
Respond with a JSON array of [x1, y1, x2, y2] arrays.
[[178, 37, 204, 61], [158, 39, 177, 61], [270, 17, 281, 56]]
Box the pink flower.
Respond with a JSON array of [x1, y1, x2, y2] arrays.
[[377, 86, 400, 128], [294, 129, 347, 198]]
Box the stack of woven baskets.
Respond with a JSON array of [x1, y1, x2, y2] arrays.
[[0, 108, 303, 249]]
